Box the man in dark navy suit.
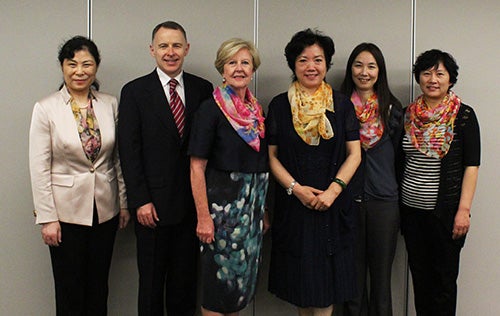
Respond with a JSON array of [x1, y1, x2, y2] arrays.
[[118, 21, 213, 316]]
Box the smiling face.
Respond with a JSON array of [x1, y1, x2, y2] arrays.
[[294, 44, 327, 94], [62, 49, 97, 95], [150, 27, 190, 77], [351, 50, 379, 94], [222, 48, 254, 98], [419, 62, 452, 105]]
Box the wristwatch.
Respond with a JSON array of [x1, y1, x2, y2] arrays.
[[286, 180, 297, 195]]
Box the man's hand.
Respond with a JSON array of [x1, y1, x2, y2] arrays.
[[136, 202, 159, 228]]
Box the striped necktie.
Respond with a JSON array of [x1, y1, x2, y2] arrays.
[[168, 79, 185, 137]]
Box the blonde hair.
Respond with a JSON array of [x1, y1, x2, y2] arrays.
[[214, 38, 261, 74]]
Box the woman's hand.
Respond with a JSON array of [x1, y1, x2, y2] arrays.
[[452, 166, 478, 240], [452, 208, 470, 240], [119, 209, 130, 229], [293, 184, 324, 210], [197, 214, 215, 244], [41, 221, 61, 246], [312, 183, 342, 211]]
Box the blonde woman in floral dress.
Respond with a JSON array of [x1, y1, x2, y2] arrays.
[[189, 38, 269, 316]]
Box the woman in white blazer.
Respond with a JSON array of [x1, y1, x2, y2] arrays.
[[29, 36, 129, 315]]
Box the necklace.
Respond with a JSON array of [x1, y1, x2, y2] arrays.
[[77, 100, 89, 109]]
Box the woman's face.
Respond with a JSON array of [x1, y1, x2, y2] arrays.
[[294, 44, 327, 94], [419, 62, 451, 103], [222, 48, 254, 95], [351, 51, 379, 93], [62, 49, 97, 95]]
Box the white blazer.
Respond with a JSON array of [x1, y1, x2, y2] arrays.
[[29, 87, 127, 226]]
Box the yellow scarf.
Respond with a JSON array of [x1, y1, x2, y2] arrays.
[[289, 81, 334, 145]]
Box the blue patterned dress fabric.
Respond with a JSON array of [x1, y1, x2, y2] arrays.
[[200, 169, 268, 313]]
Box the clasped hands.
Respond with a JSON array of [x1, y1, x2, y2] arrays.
[[293, 183, 340, 212]]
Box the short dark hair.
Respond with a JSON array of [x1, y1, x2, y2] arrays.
[[152, 21, 187, 42], [340, 42, 401, 127], [413, 49, 459, 89], [284, 28, 335, 81], [58, 36, 100, 90]]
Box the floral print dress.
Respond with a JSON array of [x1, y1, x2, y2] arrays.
[[200, 168, 268, 313]]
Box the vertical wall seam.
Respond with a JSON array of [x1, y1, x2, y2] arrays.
[[253, 0, 259, 98], [410, 0, 416, 103], [252, 2, 259, 316], [405, 1, 417, 316], [87, 0, 92, 38]]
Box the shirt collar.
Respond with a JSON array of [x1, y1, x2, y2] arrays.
[[60, 85, 97, 104], [156, 67, 184, 89]]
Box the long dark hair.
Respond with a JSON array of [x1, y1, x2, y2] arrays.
[[58, 36, 101, 90], [341, 43, 401, 127]]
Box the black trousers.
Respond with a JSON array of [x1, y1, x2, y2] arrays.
[[401, 205, 463, 316], [135, 219, 198, 316], [344, 199, 400, 316], [49, 210, 119, 316]]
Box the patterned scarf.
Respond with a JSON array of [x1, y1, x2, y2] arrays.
[[289, 81, 334, 145], [405, 91, 461, 159], [351, 91, 384, 150], [70, 95, 101, 162], [213, 85, 265, 152]]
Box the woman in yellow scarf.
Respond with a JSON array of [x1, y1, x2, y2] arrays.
[[267, 28, 361, 316]]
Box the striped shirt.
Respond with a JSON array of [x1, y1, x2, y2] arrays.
[[401, 134, 441, 210]]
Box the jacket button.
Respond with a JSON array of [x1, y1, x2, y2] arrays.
[[89, 167, 95, 173]]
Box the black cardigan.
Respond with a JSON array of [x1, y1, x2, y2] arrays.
[[398, 103, 481, 234]]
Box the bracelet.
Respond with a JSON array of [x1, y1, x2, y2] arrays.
[[333, 177, 347, 190], [286, 180, 297, 195]]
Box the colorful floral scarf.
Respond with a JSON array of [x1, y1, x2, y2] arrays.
[[351, 91, 384, 150], [289, 81, 334, 145], [70, 95, 101, 162], [213, 85, 265, 152], [405, 91, 461, 159]]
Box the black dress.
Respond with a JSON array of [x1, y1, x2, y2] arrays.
[[266, 91, 359, 307]]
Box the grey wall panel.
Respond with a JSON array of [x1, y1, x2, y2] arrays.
[[414, 1, 500, 315], [92, 0, 255, 99], [257, 0, 413, 108], [0, 1, 87, 315]]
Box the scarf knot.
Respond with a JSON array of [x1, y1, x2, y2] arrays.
[[351, 91, 384, 150], [213, 85, 265, 151], [405, 91, 461, 159], [289, 81, 334, 145]]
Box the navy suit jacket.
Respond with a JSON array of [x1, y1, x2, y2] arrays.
[[118, 70, 213, 225]]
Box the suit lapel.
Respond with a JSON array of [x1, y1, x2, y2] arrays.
[[182, 72, 201, 142]]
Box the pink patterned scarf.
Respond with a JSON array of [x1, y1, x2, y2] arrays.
[[351, 91, 384, 150], [405, 91, 461, 159], [213, 85, 265, 151]]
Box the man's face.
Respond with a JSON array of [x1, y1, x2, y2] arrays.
[[150, 27, 190, 77]]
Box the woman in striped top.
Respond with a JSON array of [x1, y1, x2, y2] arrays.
[[400, 49, 480, 316]]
